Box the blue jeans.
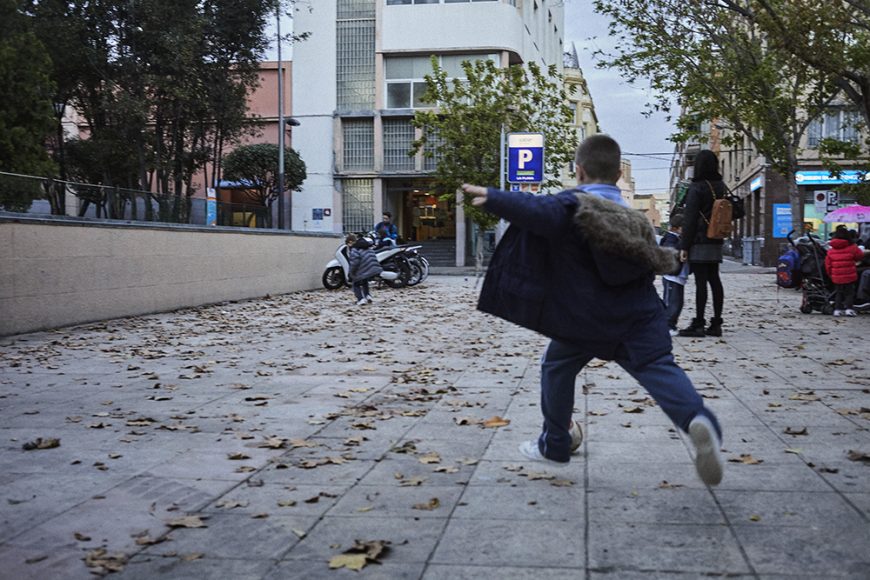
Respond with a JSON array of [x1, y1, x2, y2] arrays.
[[537, 337, 721, 462], [661, 279, 685, 330]]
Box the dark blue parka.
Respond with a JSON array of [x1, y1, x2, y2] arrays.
[[477, 187, 671, 365]]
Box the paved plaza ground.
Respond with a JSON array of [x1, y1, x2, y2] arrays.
[[1, 265, 868, 579]]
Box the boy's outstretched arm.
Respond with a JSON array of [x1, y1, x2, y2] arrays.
[[461, 183, 571, 239]]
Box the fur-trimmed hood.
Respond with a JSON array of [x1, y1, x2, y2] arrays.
[[573, 193, 678, 276]]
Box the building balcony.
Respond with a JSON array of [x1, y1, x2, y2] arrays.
[[382, 2, 524, 57]]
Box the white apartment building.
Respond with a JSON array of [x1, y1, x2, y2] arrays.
[[291, 0, 564, 262], [559, 43, 599, 186]]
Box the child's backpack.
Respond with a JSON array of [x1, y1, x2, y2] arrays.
[[701, 181, 733, 239], [776, 248, 801, 288]]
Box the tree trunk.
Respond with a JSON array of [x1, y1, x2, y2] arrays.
[[785, 168, 804, 235]]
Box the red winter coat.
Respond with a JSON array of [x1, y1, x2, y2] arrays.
[[825, 238, 864, 284]]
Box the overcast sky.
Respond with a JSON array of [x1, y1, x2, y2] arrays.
[[563, 0, 675, 195]]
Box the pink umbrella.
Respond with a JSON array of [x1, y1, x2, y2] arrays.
[[823, 204, 870, 223]]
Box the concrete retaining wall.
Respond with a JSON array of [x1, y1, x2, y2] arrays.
[[0, 217, 341, 336]]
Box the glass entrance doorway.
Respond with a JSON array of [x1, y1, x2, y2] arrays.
[[384, 179, 455, 242]]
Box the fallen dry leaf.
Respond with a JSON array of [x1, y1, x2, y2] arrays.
[[166, 515, 208, 528], [227, 452, 250, 460], [658, 480, 684, 489], [728, 454, 763, 465], [22, 437, 60, 451], [216, 499, 248, 509], [453, 417, 482, 426], [328, 539, 391, 571], [258, 437, 287, 449], [84, 548, 127, 574], [412, 497, 441, 511], [846, 450, 870, 464], [434, 466, 459, 474], [789, 392, 819, 402], [418, 452, 441, 465], [482, 416, 511, 428], [328, 553, 368, 571], [277, 499, 297, 507], [550, 479, 574, 487]]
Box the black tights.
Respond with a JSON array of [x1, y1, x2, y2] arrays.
[[692, 262, 724, 321]]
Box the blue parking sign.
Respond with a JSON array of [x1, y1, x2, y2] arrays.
[[507, 133, 544, 183]]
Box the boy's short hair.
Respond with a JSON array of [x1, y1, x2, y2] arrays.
[[669, 213, 683, 228], [383, 212, 392, 219], [574, 134, 622, 183], [345, 233, 357, 244]]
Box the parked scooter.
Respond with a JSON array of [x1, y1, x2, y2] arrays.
[[322, 237, 404, 290]]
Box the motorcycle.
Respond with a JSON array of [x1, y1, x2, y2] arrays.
[[322, 236, 407, 290], [402, 245, 429, 287]]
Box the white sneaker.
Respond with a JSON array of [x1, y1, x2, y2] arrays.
[[669, 329, 679, 337], [688, 415, 724, 486], [833, 309, 843, 317], [569, 420, 583, 453], [365, 295, 374, 303], [844, 309, 857, 317], [356, 298, 367, 306], [518, 440, 568, 466]]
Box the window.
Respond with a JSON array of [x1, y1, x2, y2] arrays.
[[339, 0, 375, 17], [337, 1, 375, 110], [341, 179, 374, 233], [384, 53, 496, 109], [343, 119, 374, 170], [423, 127, 445, 171], [807, 109, 863, 148], [383, 118, 416, 170]]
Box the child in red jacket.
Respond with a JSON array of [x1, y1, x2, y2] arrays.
[[825, 229, 868, 317]]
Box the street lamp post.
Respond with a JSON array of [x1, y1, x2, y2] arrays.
[[277, 7, 286, 230]]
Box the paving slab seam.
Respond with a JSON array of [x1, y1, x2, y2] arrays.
[[416, 356, 530, 578], [582, 368, 592, 580]]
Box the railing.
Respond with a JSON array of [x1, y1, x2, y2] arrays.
[[0, 171, 272, 228]]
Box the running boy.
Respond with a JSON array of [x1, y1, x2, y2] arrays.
[[461, 134, 724, 485]]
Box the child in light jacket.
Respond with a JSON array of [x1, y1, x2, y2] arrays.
[[660, 213, 689, 335]]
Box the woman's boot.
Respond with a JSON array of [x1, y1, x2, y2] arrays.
[[705, 317, 723, 337], [678, 317, 706, 337]]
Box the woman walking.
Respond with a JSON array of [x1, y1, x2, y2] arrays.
[[679, 150, 726, 337]]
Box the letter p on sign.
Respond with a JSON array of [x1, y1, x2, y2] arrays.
[[518, 149, 533, 168]]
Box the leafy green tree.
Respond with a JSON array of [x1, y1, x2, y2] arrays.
[[0, 0, 56, 213], [24, 0, 279, 221], [734, 1, 870, 128], [412, 57, 578, 268], [722, 1, 870, 204], [594, 0, 838, 232], [222, 143, 306, 228]]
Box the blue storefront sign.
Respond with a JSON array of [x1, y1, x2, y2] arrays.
[[206, 187, 217, 226], [772, 203, 792, 238], [794, 170, 866, 186], [750, 176, 763, 191], [507, 133, 544, 183]]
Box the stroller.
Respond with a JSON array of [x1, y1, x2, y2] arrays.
[[787, 230, 836, 314]]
